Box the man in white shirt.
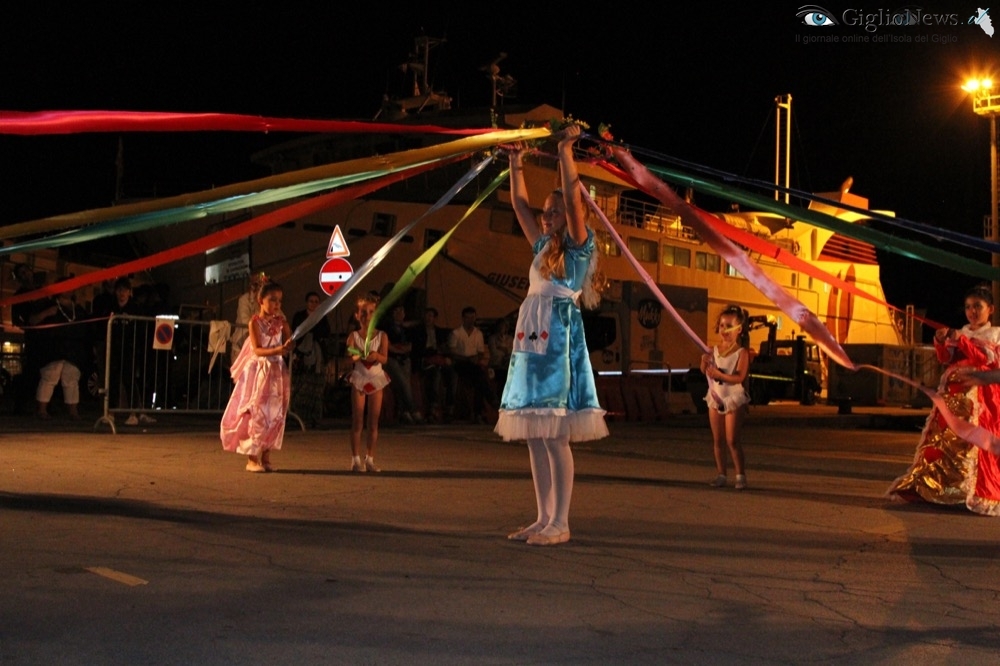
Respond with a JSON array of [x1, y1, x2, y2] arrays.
[[446, 306, 497, 423]]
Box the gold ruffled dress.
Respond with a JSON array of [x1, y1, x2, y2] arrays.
[[887, 325, 1000, 514]]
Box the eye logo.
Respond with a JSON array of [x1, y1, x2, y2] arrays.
[[797, 5, 839, 26]]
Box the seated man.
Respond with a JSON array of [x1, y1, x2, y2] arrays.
[[384, 303, 422, 424], [410, 307, 451, 421]]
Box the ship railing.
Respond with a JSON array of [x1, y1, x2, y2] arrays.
[[95, 314, 304, 434], [608, 193, 697, 241]]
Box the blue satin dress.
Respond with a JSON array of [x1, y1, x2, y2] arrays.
[[494, 230, 608, 442]]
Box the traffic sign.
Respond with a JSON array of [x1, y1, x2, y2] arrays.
[[319, 257, 354, 295], [327, 225, 350, 258]]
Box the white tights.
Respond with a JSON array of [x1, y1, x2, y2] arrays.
[[526, 436, 574, 535]]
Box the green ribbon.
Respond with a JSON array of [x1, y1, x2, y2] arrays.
[[647, 164, 1000, 281], [0, 167, 404, 257]]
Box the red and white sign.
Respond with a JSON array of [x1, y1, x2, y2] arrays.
[[327, 225, 350, 258], [152, 316, 177, 350], [319, 257, 354, 295]]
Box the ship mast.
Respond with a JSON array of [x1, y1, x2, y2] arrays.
[[774, 94, 792, 204]]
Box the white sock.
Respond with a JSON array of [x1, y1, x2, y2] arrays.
[[527, 438, 553, 529], [543, 436, 574, 534]]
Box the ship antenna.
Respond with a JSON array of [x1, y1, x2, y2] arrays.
[[774, 94, 792, 204]]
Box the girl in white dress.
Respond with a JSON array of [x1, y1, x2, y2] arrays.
[[346, 293, 390, 472], [701, 305, 751, 490]]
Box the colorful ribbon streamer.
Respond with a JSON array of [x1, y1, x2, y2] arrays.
[[642, 161, 1000, 282], [0, 127, 551, 242], [594, 159, 948, 331], [621, 142, 1000, 256], [0, 109, 494, 137], [0, 162, 443, 308], [0, 167, 390, 257]]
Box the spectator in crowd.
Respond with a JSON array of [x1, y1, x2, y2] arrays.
[[446, 306, 498, 424], [11, 264, 46, 414], [231, 272, 269, 365], [410, 307, 451, 422], [290, 291, 331, 428], [488, 317, 514, 397], [384, 303, 423, 424], [90, 279, 116, 318], [92, 277, 152, 426], [31, 287, 90, 419]]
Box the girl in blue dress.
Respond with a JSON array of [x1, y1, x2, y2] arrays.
[[497, 124, 608, 546]]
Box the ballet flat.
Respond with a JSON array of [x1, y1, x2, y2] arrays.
[[507, 526, 541, 541], [526, 530, 570, 546], [245, 460, 266, 473]]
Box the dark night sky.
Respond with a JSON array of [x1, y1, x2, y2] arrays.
[[1, 2, 997, 325]]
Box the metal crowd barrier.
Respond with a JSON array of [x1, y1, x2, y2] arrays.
[[97, 314, 303, 434]]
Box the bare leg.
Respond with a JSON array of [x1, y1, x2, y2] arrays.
[[350, 389, 365, 457], [365, 390, 383, 458], [725, 409, 746, 476], [709, 407, 727, 476]]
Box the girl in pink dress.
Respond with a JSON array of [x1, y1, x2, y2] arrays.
[[346, 293, 390, 472], [220, 282, 294, 473]]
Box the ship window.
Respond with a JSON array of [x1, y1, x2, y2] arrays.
[[489, 209, 522, 236], [662, 246, 690, 268], [627, 237, 658, 263], [372, 213, 396, 237], [790, 273, 797, 287], [696, 252, 720, 272], [424, 228, 445, 250], [725, 263, 744, 279], [595, 231, 621, 257]]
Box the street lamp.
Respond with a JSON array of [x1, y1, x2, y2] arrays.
[[963, 76, 1000, 309]]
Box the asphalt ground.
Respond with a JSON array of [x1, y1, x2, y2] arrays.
[[3, 403, 999, 665]]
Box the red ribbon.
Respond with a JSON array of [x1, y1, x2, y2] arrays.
[[0, 110, 494, 136]]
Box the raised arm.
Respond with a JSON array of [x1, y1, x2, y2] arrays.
[[557, 125, 587, 245], [509, 145, 540, 245]]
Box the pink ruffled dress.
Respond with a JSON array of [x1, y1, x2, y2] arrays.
[[220, 314, 291, 456]]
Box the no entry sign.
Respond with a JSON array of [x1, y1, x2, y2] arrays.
[[319, 257, 354, 295]]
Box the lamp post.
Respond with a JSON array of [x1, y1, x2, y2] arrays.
[[963, 77, 1000, 308]]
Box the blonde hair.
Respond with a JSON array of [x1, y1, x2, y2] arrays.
[[538, 191, 605, 310]]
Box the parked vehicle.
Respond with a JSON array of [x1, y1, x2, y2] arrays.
[[745, 315, 822, 405]]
